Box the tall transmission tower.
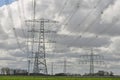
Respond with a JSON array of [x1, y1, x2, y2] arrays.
[[26, 18, 57, 74], [79, 48, 104, 76]]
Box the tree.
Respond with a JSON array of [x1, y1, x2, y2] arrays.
[[109, 71, 114, 76], [1, 67, 10, 75]]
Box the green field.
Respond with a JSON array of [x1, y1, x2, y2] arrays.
[[0, 76, 120, 80]]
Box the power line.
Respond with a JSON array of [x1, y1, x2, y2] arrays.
[[19, 0, 31, 60], [60, 0, 102, 36], [76, 0, 102, 28], [30, 0, 36, 60], [4, 0, 25, 53], [62, 2, 80, 29], [18, 1, 33, 73], [17, 1, 34, 69], [61, 0, 80, 26], [17, 0, 26, 38], [20, 0, 26, 21], [49, 1, 81, 53], [54, 0, 80, 29], [33, 0, 36, 19], [54, 0, 103, 51], [50, 0, 106, 53], [83, 0, 114, 48], [65, 0, 113, 49], [74, 0, 103, 36], [57, 0, 69, 17], [80, 0, 113, 36], [60, 0, 101, 33], [13, 28, 26, 53]]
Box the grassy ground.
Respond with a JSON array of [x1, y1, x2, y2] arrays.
[[0, 76, 120, 80]]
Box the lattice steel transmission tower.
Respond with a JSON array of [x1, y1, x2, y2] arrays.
[[79, 48, 104, 75], [26, 18, 57, 74]]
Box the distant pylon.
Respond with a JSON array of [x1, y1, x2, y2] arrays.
[[51, 62, 53, 75], [79, 48, 104, 76], [28, 60, 30, 75], [63, 58, 67, 74]]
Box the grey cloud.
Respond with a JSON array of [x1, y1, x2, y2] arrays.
[[0, 57, 16, 61], [9, 50, 27, 58], [56, 34, 111, 48], [0, 39, 26, 50]]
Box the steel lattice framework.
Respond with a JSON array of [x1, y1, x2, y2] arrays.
[[26, 18, 57, 74], [79, 49, 104, 76]]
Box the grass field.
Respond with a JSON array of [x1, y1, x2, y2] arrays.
[[0, 76, 120, 80]]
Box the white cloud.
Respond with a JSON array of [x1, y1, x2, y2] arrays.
[[101, 0, 120, 23]]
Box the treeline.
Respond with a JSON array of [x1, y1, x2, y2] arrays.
[[0, 67, 114, 77], [0, 67, 28, 75]]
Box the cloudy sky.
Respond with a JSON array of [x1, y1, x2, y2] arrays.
[[0, 0, 120, 75]]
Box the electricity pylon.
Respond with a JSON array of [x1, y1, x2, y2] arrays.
[[26, 18, 57, 74], [79, 48, 104, 76]]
